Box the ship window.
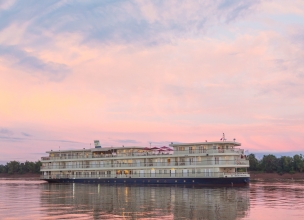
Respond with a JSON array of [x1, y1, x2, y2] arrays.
[[179, 147, 185, 151], [159, 170, 162, 174], [198, 146, 203, 153]]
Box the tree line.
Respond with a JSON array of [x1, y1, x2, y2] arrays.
[[248, 154, 304, 174], [0, 161, 42, 174], [1, 154, 304, 175]]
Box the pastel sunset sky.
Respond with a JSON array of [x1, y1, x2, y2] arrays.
[[1, 0, 304, 162]]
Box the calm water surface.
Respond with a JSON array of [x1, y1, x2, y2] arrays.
[[0, 179, 303, 219]]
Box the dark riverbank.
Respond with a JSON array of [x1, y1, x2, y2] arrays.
[[249, 171, 304, 180], [0, 173, 40, 179], [1, 172, 304, 180]]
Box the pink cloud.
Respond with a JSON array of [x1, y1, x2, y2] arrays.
[[1, 1, 304, 161]]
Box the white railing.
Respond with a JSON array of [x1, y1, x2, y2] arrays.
[[40, 172, 249, 179], [223, 172, 249, 177], [175, 148, 245, 155], [40, 160, 249, 170], [41, 148, 245, 161]]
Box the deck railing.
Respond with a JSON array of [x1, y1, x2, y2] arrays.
[[40, 160, 249, 170], [41, 148, 245, 161], [40, 172, 249, 180]]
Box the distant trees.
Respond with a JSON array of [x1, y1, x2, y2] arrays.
[[293, 155, 304, 172], [0, 161, 41, 174], [248, 154, 259, 171], [1, 155, 303, 175], [248, 154, 304, 174]]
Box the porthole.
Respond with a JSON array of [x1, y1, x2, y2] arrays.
[[134, 180, 136, 183], [124, 180, 126, 183], [175, 180, 177, 183], [184, 180, 186, 183], [148, 180, 150, 182], [192, 180, 195, 182], [157, 180, 159, 182], [114, 180, 116, 183], [164, 180, 167, 183]]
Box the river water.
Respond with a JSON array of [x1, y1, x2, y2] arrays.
[[0, 179, 303, 219]]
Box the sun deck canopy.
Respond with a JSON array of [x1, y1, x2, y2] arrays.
[[46, 149, 91, 153], [91, 146, 147, 152], [46, 141, 241, 154], [46, 146, 147, 154]]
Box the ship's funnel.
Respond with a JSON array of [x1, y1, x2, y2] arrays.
[[94, 140, 101, 148]]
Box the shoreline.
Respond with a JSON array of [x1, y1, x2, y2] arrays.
[[1, 172, 304, 180], [249, 171, 304, 180], [0, 173, 40, 179]]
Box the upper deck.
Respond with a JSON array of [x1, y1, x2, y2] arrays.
[[41, 141, 244, 162]]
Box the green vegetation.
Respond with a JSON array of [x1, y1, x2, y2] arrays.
[[1, 154, 304, 175], [0, 161, 41, 174], [248, 154, 304, 173]]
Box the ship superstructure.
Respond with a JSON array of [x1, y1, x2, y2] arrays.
[[40, 139, 250, 185]]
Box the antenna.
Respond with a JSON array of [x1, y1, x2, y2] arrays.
[[222, 133, 226, 142]]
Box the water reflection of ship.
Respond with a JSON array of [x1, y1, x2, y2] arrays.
[[41, 184, 250, 219]]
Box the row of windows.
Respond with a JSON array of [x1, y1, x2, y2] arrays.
[[178, 146, 233, 151], [63, 169, 214, 175]]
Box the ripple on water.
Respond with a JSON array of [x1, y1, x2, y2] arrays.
[[0, 179, 303, 219]]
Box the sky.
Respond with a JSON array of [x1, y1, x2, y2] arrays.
[[1, 0, 304, 162]]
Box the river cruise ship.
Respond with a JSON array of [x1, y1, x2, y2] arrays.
[[40, 138, 250, 186]]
